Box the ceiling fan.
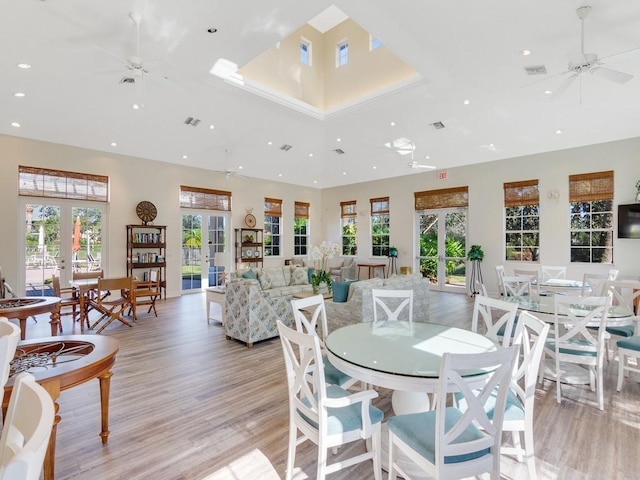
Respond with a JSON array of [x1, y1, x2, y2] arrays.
[[553, 5, 639, 101], [96, 11, 171, 106], [212, 149, 247, 179], [408, 160, 436, 170]]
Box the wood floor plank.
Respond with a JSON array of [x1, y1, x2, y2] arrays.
[[20, 291, 640, 479]]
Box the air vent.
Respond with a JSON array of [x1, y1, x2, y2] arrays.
[[184, 117, 201, 127], [524, 65, 547, 75], [119, 77, 135, 84], [333, 148, 345, 155], [430, 121, 445, 130], [280, 144, 293, 151]]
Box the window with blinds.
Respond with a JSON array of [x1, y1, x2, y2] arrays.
[[19, 165, 109, 202], [569, 171, 614, 263], [414, 186, 468, 210], [340, 200, 357, 256], [264, 198, 282, 256], [370, 197, 389, 257], [179, 185, 231, 211], [294, 201, 309, 256], [504, 180, 539, 262]]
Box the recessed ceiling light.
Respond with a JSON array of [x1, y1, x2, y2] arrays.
[[555, 129, 563, 135], [209, 124, 215, 130], [372, 166, 377, 170], [308, 153, 313, 158], [278, 173, 282, 177], [132, 103, 141, 110], [110, 142, 118, 147], [16, 63, 31, 69], [267, 141, 273, 145], [425, 155, 430, 160], [238, 166, 243, 170], [462, 99, 470, 105], [313, 180, 318, 184], [342, 171, 347, 175], [521, 49, 532, 56], [11, 122, 20, 128], [13, 92, 25, 98], [544, 90, 553, 95], [182, 155, 188, 159], [390, 121, 396, 126], [336, 138, 342, 142]]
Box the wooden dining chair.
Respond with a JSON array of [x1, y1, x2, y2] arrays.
[[130, 269, 161, 321], [52, 274, 80, 331], [91, 277, 133, 334]]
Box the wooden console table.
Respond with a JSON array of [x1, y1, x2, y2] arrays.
[[357, 262, 387, 279]]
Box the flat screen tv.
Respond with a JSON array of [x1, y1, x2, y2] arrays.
[[618, 203, 640, 239]]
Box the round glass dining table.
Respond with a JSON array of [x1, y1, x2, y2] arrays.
[[325, 321, 498, 412]]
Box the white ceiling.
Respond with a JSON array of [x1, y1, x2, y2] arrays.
[[2, 0, 640, 188]]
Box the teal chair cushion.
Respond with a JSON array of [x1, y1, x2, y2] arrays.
[[322, 353, 352, 386], [617, 336, 640, 351], [606, 325, 635, 338], [455, 388, 524, 423], [387, 409, 491, 464], [241, 269, 257, 280], [299, 385, 383, 435], [545, 339, 597, 357], [332, 280, 358, 303]]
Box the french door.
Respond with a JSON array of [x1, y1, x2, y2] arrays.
[[20, 199, 106, 296], [181, 212, 229, 292], [416, 208, 467, 293]]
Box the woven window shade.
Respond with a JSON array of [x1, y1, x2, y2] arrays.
[[264, 197, 282, 217], [19, 165, 109, 202], [294, 201, 310, 219], [414, 186, 468, 210], [370, 197, 389, 215], [504, 180, 539, 207], [569, 171, 614, 202], [341, 200, 357, 218], [179, 185, 231, 211]]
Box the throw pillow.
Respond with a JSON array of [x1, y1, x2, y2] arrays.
[[290, 266, 309, 285], [332, 280, 357, 303], [242, 269, 257, 280], [307, 267, 315, 284]]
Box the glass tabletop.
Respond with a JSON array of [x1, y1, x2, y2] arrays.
[[507, 295, 633, 319], [325, 321, 498, 379]]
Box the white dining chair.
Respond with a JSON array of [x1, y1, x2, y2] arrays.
[[0, 318, 19, 390], [471, 295, 519, 347], [387, 347, 518, 480], [581, 270, 618, 297], [541, 266, 566, 282], [502, 276, 532, 299], [495, 265, 506, 296], [371, 289, 413, 325], [544, 294, 611, 410], [276, 321, 382, 480]]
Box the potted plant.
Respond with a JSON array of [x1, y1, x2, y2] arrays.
[[467, 245, 484, 261], [389, 246, 398, 257], [311, 270, 333, 295]]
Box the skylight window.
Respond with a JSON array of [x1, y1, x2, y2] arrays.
[[337, 41, 349, 67], [300, 38, 311, 66]]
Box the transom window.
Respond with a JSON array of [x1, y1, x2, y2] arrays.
[[294, 201, 309, 256], [300, 38, 311, 66], [569, 171, 614, 263], [370, 197, 389, 257], [504, 180, 539, 262], [337, 41, 349, 67], [264, 197, 282, 256], [340, 200, 357, 256]]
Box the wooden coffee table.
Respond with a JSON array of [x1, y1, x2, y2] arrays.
[[4, 335, 119, 480], [0, 296, 61, 340]]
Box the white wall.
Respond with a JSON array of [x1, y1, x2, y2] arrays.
[[0, 134, 322, 298], [2, 134, 639, 299], [320, 137, 640, 292]]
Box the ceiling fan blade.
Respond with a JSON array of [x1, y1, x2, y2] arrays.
[[552, 73, 579, 98], [598, 45, 640, 62], [591, 66, 633, 84], [94, 46, 130, 66]]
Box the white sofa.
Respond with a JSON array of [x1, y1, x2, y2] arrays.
[[224, 265, 314, 347], [324, 273, 430, 334]]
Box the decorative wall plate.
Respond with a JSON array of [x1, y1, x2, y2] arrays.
[[136, 201, 157, 225], [246, 249, 253, 258], [254, 249, 260, 258]]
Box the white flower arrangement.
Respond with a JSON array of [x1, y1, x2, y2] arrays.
[[309, 242, 340, 272]]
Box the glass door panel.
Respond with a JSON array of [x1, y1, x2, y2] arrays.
[[416, 209, 467, 293], [181, 214, 203, 291]]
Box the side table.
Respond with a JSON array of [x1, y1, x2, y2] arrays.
[[206, 286, 226, 324]]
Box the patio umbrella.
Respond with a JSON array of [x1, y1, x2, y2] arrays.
[[38, 224, 45, 252], [72, 217, 81, 252]]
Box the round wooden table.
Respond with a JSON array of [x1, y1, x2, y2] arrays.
[[0, 296, 61, 340], [3, 335, 119, 480]]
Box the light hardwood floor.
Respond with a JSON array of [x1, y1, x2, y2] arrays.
[[21, 291, 640, 480]]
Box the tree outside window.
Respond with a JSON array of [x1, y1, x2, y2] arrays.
[[370, 197, 389, 257], [569, 171, 614, 263]]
